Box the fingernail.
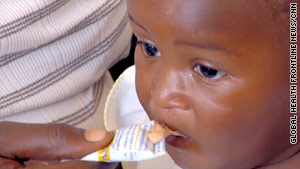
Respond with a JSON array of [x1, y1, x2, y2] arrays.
[[84, 129, 107, 142], [39, 162, 49, 166]]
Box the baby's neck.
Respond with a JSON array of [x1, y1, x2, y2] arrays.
[[259, 144, 300, 169]]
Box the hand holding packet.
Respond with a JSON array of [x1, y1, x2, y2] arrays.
[[82, 121, 166, 162]]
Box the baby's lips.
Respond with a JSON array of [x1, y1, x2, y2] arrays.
[[147, 121, 186, 144]]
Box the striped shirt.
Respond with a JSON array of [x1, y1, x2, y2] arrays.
[[0, 0, 132, 130]]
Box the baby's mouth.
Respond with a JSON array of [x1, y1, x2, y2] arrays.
[[165, 134, 192, 149], [147, 122, 188, 144]]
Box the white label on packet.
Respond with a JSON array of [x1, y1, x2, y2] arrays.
[[82, 121, 166, 162]]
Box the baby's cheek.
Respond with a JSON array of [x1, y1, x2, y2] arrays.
[[135, 77, 152, 114]]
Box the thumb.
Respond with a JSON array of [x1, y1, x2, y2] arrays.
[[0, 122, 113, 160]]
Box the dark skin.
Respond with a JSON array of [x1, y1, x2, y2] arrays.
[[128, 0, 300, 168], [0, 122, 118, 169]]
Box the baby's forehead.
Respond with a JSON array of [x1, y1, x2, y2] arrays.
[[129, 0, 288, 58], [134, 1, 269, 34], [130, 0, 288, 22], [129, 0, 288, 40]]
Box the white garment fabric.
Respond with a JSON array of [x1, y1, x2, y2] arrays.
[[0, 0, 132, 130], [104, 66, 182, 169]]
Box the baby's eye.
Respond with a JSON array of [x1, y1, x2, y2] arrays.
[[138, 41, 161, 57], [194, 64, 226, 80]]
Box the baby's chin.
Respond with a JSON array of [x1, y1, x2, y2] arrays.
[[165, 136, 205, 169], [166, 141, 243, 169]]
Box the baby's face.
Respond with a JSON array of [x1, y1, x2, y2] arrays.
[[128, 0, 292, 168]]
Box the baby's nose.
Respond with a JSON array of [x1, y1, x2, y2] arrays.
[[165, 97, 190, 110], [150, 68, 190, 111]]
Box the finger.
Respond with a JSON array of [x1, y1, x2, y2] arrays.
[[24, 160, 58, 167], [25, 161, 119, 169], [0, 157, 23, 169], [0, 122, 113, 160]]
